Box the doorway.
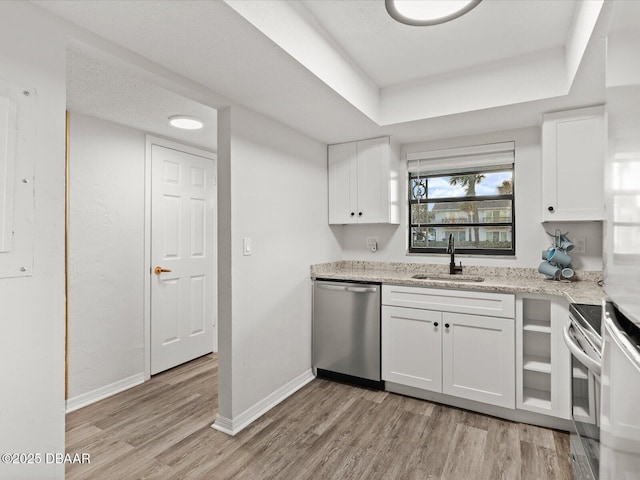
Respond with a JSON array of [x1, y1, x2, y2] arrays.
[[65, 49, 218, 410]]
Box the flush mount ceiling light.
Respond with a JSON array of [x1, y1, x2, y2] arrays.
[[168, 115, 204, 130], [385, 0, 482, 26]]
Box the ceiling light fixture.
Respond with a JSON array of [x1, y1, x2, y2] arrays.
[[168, 115, 204, 130], [385, 0, 482, 26]]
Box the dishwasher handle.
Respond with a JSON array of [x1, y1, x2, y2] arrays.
[[315, 284, 377, 293], [316, 284, 348, 291], [346, 286, 378, 293]]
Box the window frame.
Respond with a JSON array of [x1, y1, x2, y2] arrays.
[[408, 166, 516, 256]]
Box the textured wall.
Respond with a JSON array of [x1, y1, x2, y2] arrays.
[[0, 2, 66, 478], [216, 105, 343, 423], [67, 112, 146, 404]]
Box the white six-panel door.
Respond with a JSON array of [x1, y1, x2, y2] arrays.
[[151, 144, 215, 375]]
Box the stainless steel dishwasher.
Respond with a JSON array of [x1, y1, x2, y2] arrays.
[[312, 280, 383, 389]]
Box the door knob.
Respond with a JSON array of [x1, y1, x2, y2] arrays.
[[154, 266, 172, 275]]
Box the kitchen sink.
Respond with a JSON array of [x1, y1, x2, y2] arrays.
[[411, 274, 485, 282]]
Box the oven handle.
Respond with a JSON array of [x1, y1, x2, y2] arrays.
[[604, 309, 640, 372], [563, 320, 602, 376]]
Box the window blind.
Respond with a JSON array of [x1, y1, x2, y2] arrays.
[[407, 141, 514, 175]]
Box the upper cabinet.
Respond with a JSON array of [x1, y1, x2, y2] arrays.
[[328, 136, 400, 224], [541, 106, 606, 222]]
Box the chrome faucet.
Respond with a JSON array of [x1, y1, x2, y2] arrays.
[[446, 234, 463, 275]]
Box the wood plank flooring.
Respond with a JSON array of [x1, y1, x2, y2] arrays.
[[66, 354, 572, 479]]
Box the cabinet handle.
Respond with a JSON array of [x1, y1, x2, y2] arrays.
[[434, 322, 439, 327], [358, 212, 363, 216], [350, 212, 355, 216], [548, 206, 554, 212], [444, 323, 450, 329]]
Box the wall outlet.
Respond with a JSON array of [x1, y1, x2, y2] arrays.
[[573, 237, 586, 254], [367, 236, 378, 253]]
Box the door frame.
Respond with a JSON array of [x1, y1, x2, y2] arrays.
[[144, 135, 218, 380]]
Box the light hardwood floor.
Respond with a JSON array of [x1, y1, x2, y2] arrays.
[[66, 354, 572, 479]]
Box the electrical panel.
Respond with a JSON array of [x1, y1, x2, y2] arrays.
[[0, 78, 35, 278]]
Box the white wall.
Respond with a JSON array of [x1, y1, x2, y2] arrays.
[[339, 127, 604, 271], [67, 112, 146, 407], [216, 105, 342, 425], [0, 2, 66, 479]]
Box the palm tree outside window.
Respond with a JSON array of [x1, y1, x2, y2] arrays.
[[409, 166, 515, 255]]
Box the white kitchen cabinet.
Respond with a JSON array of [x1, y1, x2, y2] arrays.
[[442, 312, 515, 409], [382, 305, 442, 391], [382, 285, 515, 318], [328, 136, 400, 224], [515, 295, 571, 419], [382, 285, 515, 409], [541, 105, 606, 221]]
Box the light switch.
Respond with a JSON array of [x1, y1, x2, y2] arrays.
[[243, 237, 252, 256]]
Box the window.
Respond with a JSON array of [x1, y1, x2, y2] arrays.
[[408, 142, 515, 255]]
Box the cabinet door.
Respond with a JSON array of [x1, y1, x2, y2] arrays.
[[356, 137, 389, 224], [382, 305, 442, 392], [542, 107, 605, 221], [328, 141, 357, 224], [442, 312, 515, 408]]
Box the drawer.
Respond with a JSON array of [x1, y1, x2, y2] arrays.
[[382, 285, 515, 319]]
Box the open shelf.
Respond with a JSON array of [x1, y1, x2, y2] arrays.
[[523, 298, 551, 323], [523, 387, 552, 409], [520, 297, 555, 414], [524, 355, 552, 373], [523, 330, 551, 360], [573, 396, 591, 419], [523, 320, 551, 334]]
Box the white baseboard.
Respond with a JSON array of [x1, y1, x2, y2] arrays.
[[66, 373, 145, 413], [385, 381, 573, 432], [212, 369, 314, 436]]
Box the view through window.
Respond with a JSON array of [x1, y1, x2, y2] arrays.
[[409, 166, 515, 255]]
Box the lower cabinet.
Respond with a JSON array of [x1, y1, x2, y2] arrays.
[[382, 306, 442, 391], [380, 286, 572, 422], [442, 312, 515, 409], [515, 294, 571, 419], [382, 303, 515, 409]]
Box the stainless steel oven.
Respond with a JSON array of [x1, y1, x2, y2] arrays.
[[564, 303, 603, 480]]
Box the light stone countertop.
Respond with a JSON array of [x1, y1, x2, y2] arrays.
[[311, 261, 605, 306]]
